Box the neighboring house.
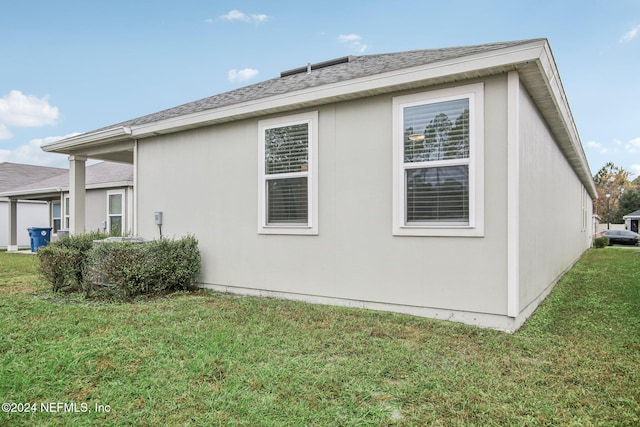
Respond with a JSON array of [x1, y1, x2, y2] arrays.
[[623, 209, 640, 233], [41, 39, 597, 331], [0, 162, 67, 249], [1, 162, 134, 250]]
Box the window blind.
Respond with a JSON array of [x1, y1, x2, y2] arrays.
[[267, 177, 308, 224], [404, 99, 469, 162], [265, 123, 309, 175], [406, 166, 469, 223], [264, 121, 310, 225], [402, 97, 471, 225]]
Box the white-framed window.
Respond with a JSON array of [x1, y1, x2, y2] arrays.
[[107, 190, 125, 235], [393, 84, 484, 237], [63, 195, 70, 230], [258, 111, 318, 235], [52, 201, 61, 233]]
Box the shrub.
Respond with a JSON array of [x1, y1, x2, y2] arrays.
[[593, 236, 609, 248], [38, 231, 108, 292], [83, 235, 201, 300], [38, 246, 83, 292]]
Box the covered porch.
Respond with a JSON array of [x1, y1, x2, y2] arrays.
[[38, 131, 135, 244], [3, 135, 135, 251]]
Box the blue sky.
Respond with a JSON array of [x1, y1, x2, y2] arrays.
[[1, 0, 639, 177]]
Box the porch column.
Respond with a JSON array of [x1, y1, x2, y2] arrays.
[[7, 198, 18, 252], [69, 155, 87, 235]]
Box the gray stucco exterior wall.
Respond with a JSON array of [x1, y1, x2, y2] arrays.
[[517, 80, 591, 312], [59, 187, 133, 235], [38, 40, 595, 331], [135, 75, 524, 328]]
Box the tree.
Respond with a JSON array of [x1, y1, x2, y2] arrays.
[[615, 187, 640, 222], [424, 112, 453, 161], [592, 162, 632, 224]]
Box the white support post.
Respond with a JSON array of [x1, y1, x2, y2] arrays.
[[7, 198, 18, 252], [69, 155, 87, 235]]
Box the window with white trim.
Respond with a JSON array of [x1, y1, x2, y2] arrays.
[[52, 201, 61, 233], [63, 195, 70, 230], [107, 190, 125, 235], [393, 84, 484, 237], [258, 111, 318, 235]]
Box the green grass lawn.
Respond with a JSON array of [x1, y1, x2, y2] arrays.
[[1, 248, 639, 426]]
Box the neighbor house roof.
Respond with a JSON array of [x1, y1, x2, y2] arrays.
[[0, 162, 67, 193], [41, 38, 597, 198], [0, 162, 133, 199], [623, 209, 640, 219]]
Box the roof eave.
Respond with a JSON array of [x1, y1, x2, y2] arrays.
[[0, 187, 65, 199], [519, 42, 598, 199], [131, 41, 550, 139], [43, 41, 549, 152], [0, 181, 133, 199], [42, 126, 132, 153], [41, 39, 596, 198]]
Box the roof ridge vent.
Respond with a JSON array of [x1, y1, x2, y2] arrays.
[[281, 56, 354, 78]]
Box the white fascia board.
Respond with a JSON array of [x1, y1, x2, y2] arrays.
[[42, 126, 132, 152], [0, 187, 64, 198], [0, 182, 134, 198], [131, 41, 549, 138], [85, 181, 134, 191]]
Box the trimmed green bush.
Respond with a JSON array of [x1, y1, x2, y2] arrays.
[[38, 245, 83, 292], [38, 231, 108, 292], [593, 236, 609, 248], [83, 235, 201, 300]]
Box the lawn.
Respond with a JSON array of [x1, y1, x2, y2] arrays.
[[0, 248, 639, 426]]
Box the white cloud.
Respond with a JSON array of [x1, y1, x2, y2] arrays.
[[586, 140, 609, 154], [620, 24, 640, 42], [218, 10, 268, 24], [251, 14, 268, 23], [338, 34, 361, 43], [0, 90, 59, 130], [227, 68, 259, 83], [338, 33, 368, 53], [625, 137, 640, 153], [0, 133, 80, 167], [586, 140, 601, 149], [0, 124, 12, 140], [630, 164, 640, 178]]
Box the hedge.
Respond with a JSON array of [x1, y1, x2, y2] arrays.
[[593, 236, 609, 248], [38, 231, 108, 292], [83, 236, 201, 299], [39, 233, 201, 300]]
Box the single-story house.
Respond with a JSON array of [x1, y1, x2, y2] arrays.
[[0, 162, 67, 249], [623, 209, 640, 233], [41, 39, 596, 331], [1, 161, 134, 250]]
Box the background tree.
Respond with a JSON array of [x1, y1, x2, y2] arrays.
[[614, 187, 640, 223], [592, 162, 632, 224]]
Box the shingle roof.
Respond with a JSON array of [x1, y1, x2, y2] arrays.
[[623, 209, 640, 218], [2, 161, 133, 196], [41, 38, 596, 199], [98, 39, 545, 132], [0, 162, 67, 192]]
